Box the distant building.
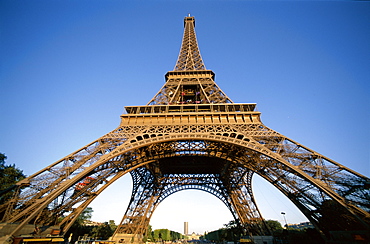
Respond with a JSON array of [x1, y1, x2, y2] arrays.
[[184, 222, 188, 236], [188, 232, 201, 240], [182, 222, 200, 240], [83, 220, 102, 226], [287, 222, 313, 229]]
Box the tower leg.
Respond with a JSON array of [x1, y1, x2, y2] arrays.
[[112, 167, 160, 242], [110, 233, 143, 244], [226, 169, 271, 236]]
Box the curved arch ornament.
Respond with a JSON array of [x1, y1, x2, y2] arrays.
[[0, 15, 369, 244]]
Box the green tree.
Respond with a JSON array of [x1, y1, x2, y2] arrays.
[[91, 222, 114, 240], [0, 153, 26, 205], [108, 220, 117, 233], [144, 224, 154, 242], [265, 220, 283, 233], [65, 207, 94, 242], [153, 229, 183, 241], [223, 220, 242, 242], [169, 230, 183, 241], [224, 220, 238, 229], [154, 229, 170, 241], [76, 207, 93, 225]]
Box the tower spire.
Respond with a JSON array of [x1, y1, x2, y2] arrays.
[[148, 15, 232, 105], [174, 16, 206, 71]]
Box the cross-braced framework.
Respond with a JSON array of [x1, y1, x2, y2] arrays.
[[0, 16, 369, 243]]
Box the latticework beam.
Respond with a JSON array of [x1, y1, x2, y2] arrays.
[[0, 16, 369, 243]]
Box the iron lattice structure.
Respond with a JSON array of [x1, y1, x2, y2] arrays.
[[0, 16, 369, 242]]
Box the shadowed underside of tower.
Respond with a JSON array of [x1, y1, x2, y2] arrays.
[[0, 16, 369, 244]]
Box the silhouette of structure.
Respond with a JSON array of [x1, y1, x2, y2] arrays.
[[184, 222, 188, 236], [0, 16, 369, 243]]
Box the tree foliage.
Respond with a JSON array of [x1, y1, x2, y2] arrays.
[[75, 207, 94, 225], [203, 219, 325, 244], [91, 222, 115, 240], [152, 229, 183, 241], [144, 224, 154, 242], [0, 153, 26, 205], [265, 219, 283, 233], [64, 207, 94, 242]]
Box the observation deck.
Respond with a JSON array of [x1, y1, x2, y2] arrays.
[[121, 103, 261, 126]]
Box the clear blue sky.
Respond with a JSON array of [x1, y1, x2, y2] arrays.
[[1, 0, 369, 235]]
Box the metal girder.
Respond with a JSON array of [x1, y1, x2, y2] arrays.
[[1, 126, 369, 238], [147, 16, 232, 106], [113, 164, 270, 238], [114, 167, 159, 236], [174, 16, 205, 71], [1, 15, 369, 243]]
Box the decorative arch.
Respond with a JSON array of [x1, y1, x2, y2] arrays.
[[2, 132, 366, 239]]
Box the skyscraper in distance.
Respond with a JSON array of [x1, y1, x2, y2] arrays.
[[184, 222, 188, 236]]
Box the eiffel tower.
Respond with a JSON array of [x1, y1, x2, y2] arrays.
[[0, 16, 369, 243]]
